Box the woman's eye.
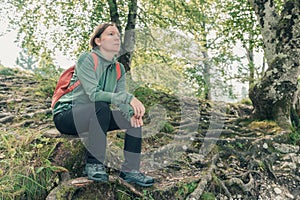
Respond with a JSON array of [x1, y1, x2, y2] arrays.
[[108, 32, 120, 37]]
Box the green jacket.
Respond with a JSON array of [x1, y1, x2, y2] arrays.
[[52, 49, 134, 121]]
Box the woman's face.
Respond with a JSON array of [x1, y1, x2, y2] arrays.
[[97, 25, 121, 55]]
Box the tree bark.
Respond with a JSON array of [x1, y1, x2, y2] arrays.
[[248, 0, 300, 129], [108, 0, 137, 72]]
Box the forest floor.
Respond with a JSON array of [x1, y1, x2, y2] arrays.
[[0, 67, 299, 200]]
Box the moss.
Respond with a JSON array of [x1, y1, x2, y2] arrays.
[[289, 129, 300, 145], [175, 181, 198, 197], [200, 192, 216, 200], [239, 98, 252, 105], [54, 184, 78, 200], [49, 138, 86, 177], [247, 120, 281, 133], [161, 122, 174, 133]]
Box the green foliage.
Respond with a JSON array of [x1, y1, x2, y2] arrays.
[[0, 66, 17, 76], [0, 129, 60, 199], [289, 131, 300, 145], [239, 98, 252, 105], [132, 28, 196, 97], [33, 63, 62, 98], [200, 192, 216, 200], [161, 122, 174, 133], [16, 49, 38, 71], [176, 181, 198, 197], [289, 126, 300, 145], [220, 0, 262, 48], [5, 0, 254, 102], [142, 190, 155, 200], [133, 86, 158, 109], [236, 142, 244, 149]]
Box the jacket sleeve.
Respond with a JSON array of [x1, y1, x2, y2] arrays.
[[76, 53, 133, 106], [114, 64, 134, 121]]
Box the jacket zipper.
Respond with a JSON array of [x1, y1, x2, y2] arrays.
[[102, 65, 111, 90]]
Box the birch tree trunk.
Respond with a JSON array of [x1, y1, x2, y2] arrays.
[[248, 0, 300, 129], [108, 0, 137, 72]]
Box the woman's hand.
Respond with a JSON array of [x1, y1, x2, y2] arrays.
[[130, 97, 145, 119], [130, 116, 144, 128]]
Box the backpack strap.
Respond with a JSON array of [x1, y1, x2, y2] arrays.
[[68, 53, 98, 93], [116, 62, 121, 80], [92, 52, 98, 71], [68, 73, 81, 91]]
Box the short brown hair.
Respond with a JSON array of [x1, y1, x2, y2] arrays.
[[89, 22, 116, 49]]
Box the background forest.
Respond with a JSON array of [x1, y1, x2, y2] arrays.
[[0, 0, 300, 199], [1, 0, 267, 101], [2, 0, 299, 128]]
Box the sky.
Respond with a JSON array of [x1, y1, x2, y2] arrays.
[[0, 30, 73, 69], [0, 3, 71, 69], [0, 12, 20, 68], [0, 18, 73, 69], [0, 30, 20, 68]]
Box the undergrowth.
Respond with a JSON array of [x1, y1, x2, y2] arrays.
[[33, 64, 62, 98], [0, 128, 62, 200]]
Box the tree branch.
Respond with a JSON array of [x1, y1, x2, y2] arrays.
[[107, 0, 121, 26]]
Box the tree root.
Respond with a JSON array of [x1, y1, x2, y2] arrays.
[[224, 173, 255, 192], [185, 154, 219, 200], [113, 176, 143, 197], [46, 175, 144, 200]]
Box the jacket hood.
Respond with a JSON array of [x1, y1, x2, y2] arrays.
[[91, 48, 118, 66]]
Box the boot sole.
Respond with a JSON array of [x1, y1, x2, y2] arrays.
[[121, 178, 154, 187]]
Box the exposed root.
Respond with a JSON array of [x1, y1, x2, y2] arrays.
[[224, 173, 255, 192], [114, 177, 143, 197], [186, 154, 219, 200], [217, 177, 232, 199]]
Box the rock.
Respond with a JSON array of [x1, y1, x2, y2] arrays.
[[273, 143, 299, 154], [0, 115, 14, 124], [43, 128, 61, 138], [274, 187, 282, 194], [263, 143, 268, 149]]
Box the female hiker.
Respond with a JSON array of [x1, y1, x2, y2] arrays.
[[52, 22, 154, 187]]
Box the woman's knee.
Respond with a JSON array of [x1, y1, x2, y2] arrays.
[[127, 127, 142, 138]]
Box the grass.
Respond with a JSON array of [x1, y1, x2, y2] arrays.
[[290, 126, 300, 145], [0, 128, 60, 199], [0, 66, 17, 76]]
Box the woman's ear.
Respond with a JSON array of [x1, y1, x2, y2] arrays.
[[94, 38, 101, 46]]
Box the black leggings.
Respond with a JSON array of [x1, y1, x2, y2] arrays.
[[53, 101, 142, 171]]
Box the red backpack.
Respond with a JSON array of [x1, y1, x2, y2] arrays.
[[51, 52, 121, 108]]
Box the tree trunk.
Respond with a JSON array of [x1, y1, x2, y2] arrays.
[[248, 0, 300, 129], [245, 47, 255, 89], [108, 0, 137, 72]]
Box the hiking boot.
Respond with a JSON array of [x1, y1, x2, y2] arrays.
[[84, 163, 108, 182], [119, 170, 154, 187]]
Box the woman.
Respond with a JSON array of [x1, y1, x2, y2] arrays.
[[52, 22, 154, 187]]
